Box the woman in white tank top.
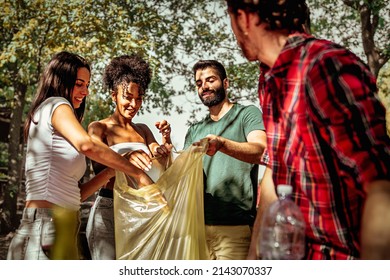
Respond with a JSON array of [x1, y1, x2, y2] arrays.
[[85, 54, 172, 260]]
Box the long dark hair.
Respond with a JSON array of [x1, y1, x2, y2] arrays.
[[226, 0, 311, 33], [24, 51, 91, 142]]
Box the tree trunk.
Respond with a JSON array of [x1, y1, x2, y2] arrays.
[[359, 4, 381, 77], [0, 81, 27, 233]]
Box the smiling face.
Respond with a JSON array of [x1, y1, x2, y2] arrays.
[[113, 82, 143, 120], [71, 67, 90, 109], [195, 68, 228, 107]]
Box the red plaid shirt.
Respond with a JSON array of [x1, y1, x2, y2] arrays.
[[259, 33, 390, 259]]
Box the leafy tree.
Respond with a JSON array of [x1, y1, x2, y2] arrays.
[[0, 0, 149, 231], [309, 0, 389, 77], [378, 63, 390, 134]]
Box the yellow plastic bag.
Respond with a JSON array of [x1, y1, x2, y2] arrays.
[[51, 206, 80, 260], [114, 140, 210, 260]]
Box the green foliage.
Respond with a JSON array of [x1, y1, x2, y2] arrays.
[[378, 62, 390, 135], [110, 0, 248, 116], [308, 0, 390, 66], [1, 0, 389, 123], [1, 0, 252, 124], [0, 143, 8, 167]]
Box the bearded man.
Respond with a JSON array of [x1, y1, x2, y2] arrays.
[[184, 60, 267, 260]]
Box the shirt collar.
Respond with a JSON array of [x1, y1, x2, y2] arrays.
[[267, 32, 314, 78]]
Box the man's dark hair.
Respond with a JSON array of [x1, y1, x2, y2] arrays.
[[226, 0, 311, 33], [192, 60, 227, 81]]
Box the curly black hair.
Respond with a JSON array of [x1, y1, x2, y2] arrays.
[[103, 54, 151, 94], [226, 0, 310, 33]]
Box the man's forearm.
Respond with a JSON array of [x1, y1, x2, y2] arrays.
[[220, 138, 265, 164], [361, 180, 390, 259], [247, 167, 277, 259]]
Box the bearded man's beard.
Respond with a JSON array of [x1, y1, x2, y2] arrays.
[[200, 86, 226, 107]]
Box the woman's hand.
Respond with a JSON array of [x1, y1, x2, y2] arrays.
[[155, 120, 171, 143], [125, 150, 153, 172], [106, 167, 116, 179], [152, 143, 173, 159]]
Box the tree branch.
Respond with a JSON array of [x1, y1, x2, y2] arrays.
[[342, 0, 359, 9], [359, 3, 381, 76]]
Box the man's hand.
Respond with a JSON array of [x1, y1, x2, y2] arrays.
[[193, 134, 223, 156], [361, 180, 390, 259]]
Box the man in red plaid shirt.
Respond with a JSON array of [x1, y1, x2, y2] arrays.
[[225, 0, 390, 259]]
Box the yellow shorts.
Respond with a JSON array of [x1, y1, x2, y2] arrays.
[[205, 225, 252, 260]]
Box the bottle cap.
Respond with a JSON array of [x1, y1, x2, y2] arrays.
[[277, 184, 293, 196]]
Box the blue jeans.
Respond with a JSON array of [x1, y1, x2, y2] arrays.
[[86, 193, 115, 260], [7, 208, 54, 260]]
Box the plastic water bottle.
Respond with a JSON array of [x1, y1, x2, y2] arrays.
[[257, 184, 306, 260]]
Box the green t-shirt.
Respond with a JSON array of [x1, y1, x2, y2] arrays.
[[184, 103, 265, 225]]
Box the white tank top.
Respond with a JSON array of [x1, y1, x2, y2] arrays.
[[110, 142, 161, 183], [25, 97, 86, 210]]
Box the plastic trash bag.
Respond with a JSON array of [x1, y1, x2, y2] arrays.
[[114, 140, 210, 260]]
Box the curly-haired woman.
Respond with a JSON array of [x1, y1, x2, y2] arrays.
[[85, 54, 172, 260]]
